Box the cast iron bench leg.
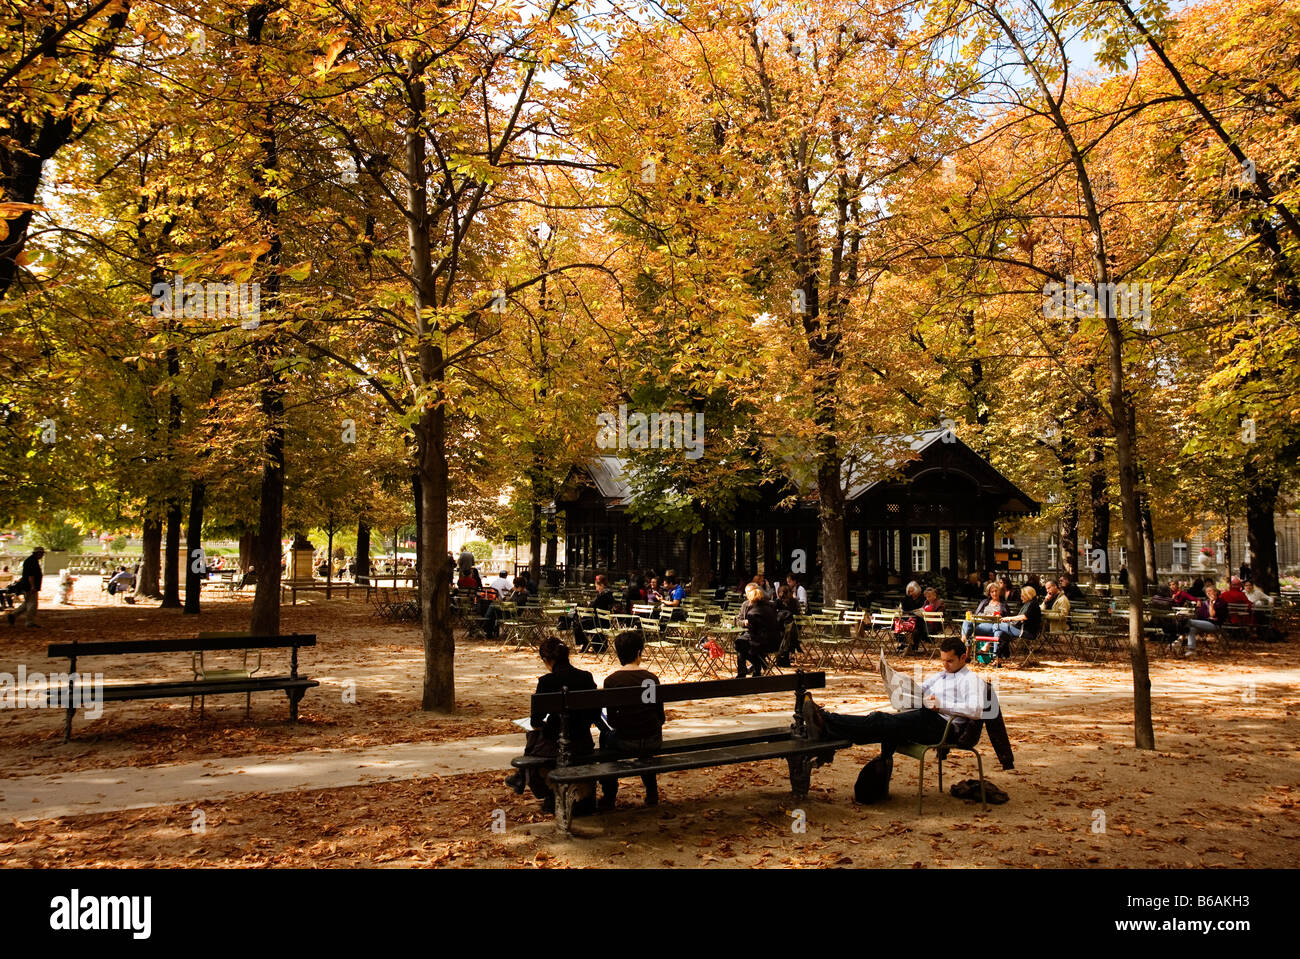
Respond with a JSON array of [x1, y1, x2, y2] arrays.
[[287, 687, 307, 722], [553, 783, 577, 835], [787, 754, 813, 802]]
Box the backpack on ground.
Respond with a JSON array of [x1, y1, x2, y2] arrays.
[[854, 754, 893, 804]]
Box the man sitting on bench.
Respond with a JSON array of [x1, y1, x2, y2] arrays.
[[801, 637, 985, 789], [598, 631, 665, 810]]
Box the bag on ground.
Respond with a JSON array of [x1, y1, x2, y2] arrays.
[[854, 754, 892, 804]]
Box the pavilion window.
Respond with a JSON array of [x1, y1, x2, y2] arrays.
[[911, 533, 929, 573]]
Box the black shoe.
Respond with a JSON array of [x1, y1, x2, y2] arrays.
[[504, 771, 525, 795], [801, 697, 827, 740]]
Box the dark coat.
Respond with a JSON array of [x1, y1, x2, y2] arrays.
[[531, 664, 598, 754], [738, 598, 781, 652]]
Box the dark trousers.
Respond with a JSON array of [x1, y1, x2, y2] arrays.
[[895, 613, 929, 651], [734, 636, 771, 677], [598, 730, 661, 802], [821, 708, 951, 761], [521, 731, 593, 801]]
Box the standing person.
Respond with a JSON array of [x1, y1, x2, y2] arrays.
[[597, 631, 665, 811], [1117, 564, 1129, 589], [8, 546, 45, 627], [57, 568, 76, 605], [0, 566, 13, 610]]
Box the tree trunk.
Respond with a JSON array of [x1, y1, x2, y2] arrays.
[[985, 4, 1152, 746], [407, 68, 454, 711], [162, 503, 182, 608], [245, 2, 283, 638], [1140, 491, 1158, 585], [1060, 506, 1078, 579], [356, 521, 371, 585], [544, 528, 558, 585], [816, 463, 848, 602], [249, 414, 284, 635], [183, 479, 206, 614], [1244, 460, 1280, 593], [689, 526, 710, 596], [418, 409, 454, 711], [326, 526, 334, 600], [239, 531, 255, 571], [412, 472, 423, 603], [1088, 441, 1110, 584], [529, 501, 543, 581], [136, 515, 162, 598]]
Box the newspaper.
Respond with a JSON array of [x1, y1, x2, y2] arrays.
[[877, 650, 1002, 719], [877, 650, 926, 710]]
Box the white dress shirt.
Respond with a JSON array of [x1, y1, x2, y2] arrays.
[[921, 666, 989, 720]]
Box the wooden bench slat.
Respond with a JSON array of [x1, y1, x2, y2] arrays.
[[511, 725, 797, 768], [49, 677, 319, 704], [530, 671, 826, 712], [48, 635, 317, 658], [549, 737, 851, 783]]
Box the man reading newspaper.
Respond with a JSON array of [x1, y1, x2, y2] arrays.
[[802, 637, 996, 774]]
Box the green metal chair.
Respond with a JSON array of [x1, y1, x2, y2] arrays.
[[895, 715, 987, 814]]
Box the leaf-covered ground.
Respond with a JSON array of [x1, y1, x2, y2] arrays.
[[1, 585, 1296, 867]]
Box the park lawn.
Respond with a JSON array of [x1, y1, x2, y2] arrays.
[[0, 585, 1296, 867]]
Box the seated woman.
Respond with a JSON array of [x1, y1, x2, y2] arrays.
[[922, 587, 945, 614], [961, 582, 1005, 643], [894, 580, 930, 653], [734, 583, 780, 678], [1180, 584, 1227, 657], [504, 636, 601, 815], [991, 586, 1042, 667]]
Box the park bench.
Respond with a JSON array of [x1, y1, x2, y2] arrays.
[[46, 634, 318, 741], [280, 581, 364, 604], [512, 670, 851, 834]]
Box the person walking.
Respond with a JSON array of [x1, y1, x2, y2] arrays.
[[9, 546, 45, 627]]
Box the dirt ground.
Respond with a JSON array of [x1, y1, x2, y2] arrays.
[[1, 582, 1296, 867]]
